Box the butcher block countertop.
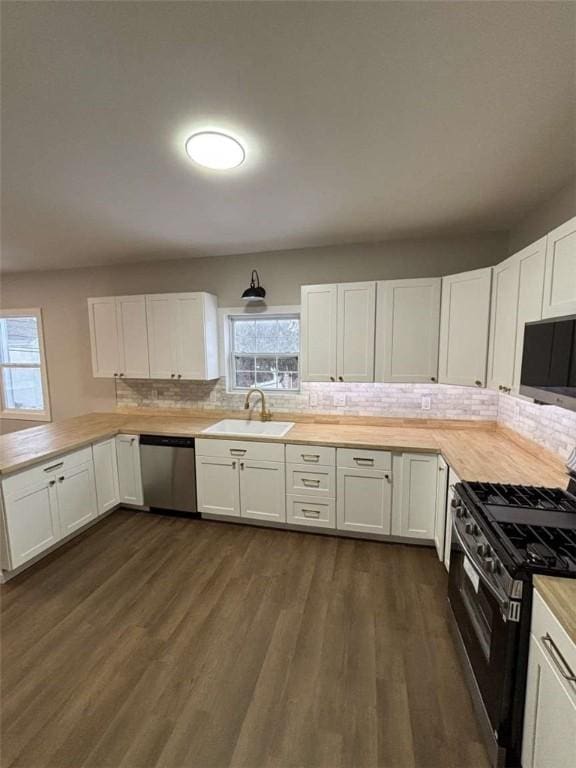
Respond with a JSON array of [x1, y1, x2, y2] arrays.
[[534, 576, 576, 646], [0, 409, 569, 488]]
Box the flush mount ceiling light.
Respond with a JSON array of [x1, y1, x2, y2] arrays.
[[185, 131, 245, 170], [241, 270, 266, 302]]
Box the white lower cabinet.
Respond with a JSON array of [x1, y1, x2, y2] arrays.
[[336, 450, 393, 535], [392, 452, 439, 539], [196, 456, 240, 517], [116, 434, 143, 505], [93, 438, 120, 515], [434, 456, 448, 560], [443, 467, 461, 571], [240, 459, 286, 522], [56, 460, 98, 536], [2, 478, 60, 569], [286, 495, 335, 528], [1, 446, 99, 570], [522, 590, 576, 768], [195, 440, 285, 522]]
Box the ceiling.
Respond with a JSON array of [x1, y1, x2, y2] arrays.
[[2, 1, 575, 273]]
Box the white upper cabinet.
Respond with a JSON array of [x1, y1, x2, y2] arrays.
[[88, 295, 149, 379], [300, 284, 338, 382], [487, 256, 520, 392], [375, 277, 441, 383], [513, 237, 546, 391], [542, 215, 576, 318], [438, 267, 492, 387], [146, 292, 219, 381], [337, 282, 376, 382], [88, 297, 122, 378], [301, 281, 375, 382]]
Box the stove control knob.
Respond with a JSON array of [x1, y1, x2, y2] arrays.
[[456, 507, 466, 519], [465, 522, 474, 535], [485, 558, 500, 575], [477, 543, 488, 557], [472, 524, 480, 537]]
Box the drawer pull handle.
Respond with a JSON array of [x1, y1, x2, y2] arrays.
[[301, 454, 320, 462], [354, 457, 374, 466], [302, 478, 321, 487], [542, 633, 576, 683], [302, 509, 320, 518], [44, 462, 64, 472], [230, 449, 247, 456]]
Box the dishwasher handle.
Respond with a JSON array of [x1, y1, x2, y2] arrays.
[[139, 434, 196, 448]]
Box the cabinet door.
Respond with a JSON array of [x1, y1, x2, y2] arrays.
[[337, 282, 376, 382], [513, 238, 546, 391], [434, 456, 448, 560], [301, 284, 338, 382], [542, 216, 576, 319], [115, 435, 143, 505], [3, 479, 60, 568], [56, 461, 98, 536], [146, 295, 176, 379], [487, 256, 520, 391], [172, 293, 207, 380], [240, 460, 286, 522], [336, 466, 392, 534], [522, 635, 576, 768], [117, 296, 150, 379], [443, 468, 460, 571], [393, 453, 438, 539], [93, 439, 120, 515], [196, 456, 240, 517], [375, 278, 441, 383], [439, 267, 492, 387], [87, 297, 121, 378]]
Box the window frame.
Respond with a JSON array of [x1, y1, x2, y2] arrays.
[[220, 305, 301, 394], [0, 308, 52, 422]]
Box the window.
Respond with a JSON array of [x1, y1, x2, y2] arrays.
[[0, 309, 51, 420], [229, 314, 300, 391]]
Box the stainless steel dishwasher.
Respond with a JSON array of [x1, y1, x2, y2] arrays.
[[139, 435, 197, 514]]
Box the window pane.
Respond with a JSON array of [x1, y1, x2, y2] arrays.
[[2, 367, 45, 411], [0, 317, 41, 364], [234, 356, 255, 372], [252, 320, 279, 353], [232, 320, 256, 354], [256, 370, 277, 388], [255, 356, 276, 371], [278, 356, 298, 372], [276, 318, 300, 354], [235, 370, 255, 388]]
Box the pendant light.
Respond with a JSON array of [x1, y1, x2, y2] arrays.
[[241, 270, 266, 303]]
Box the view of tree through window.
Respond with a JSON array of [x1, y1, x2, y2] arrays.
[[0, 314, 47, 414], [231, 316, 300, 390]]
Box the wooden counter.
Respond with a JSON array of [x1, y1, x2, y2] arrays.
[[534, 576, 576, 646], [0, 410, 569, 489]]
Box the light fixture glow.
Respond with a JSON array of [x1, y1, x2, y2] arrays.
[[185, 131, 245, 170]]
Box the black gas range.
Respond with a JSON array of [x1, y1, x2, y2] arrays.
[[447, 462, 576, 768]]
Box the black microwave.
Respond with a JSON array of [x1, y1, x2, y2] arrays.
[[520, 314, 576, 412]]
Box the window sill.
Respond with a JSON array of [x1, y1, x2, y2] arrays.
[[0, 410, 52, 422]]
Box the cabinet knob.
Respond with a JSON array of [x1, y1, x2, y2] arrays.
[[430, 377, 436, 382], [330, 376, 335, 382], [240, 462, 245, 470], [384, 473, 390, 481], [177, 374, 182, 379], [49, 479, 56, 487], [475, 380, 482, 387], [113, 372, 118, 377], [119, 373, 124, 378], [171, 374, 175, 379], [58, 476, 64, 483], [338, 376, 344, 382]]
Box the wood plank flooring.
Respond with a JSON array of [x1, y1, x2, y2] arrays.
[[1, 511, 489, 768]]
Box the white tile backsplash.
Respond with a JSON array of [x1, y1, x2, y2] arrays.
[[116, 379, 576, 459]]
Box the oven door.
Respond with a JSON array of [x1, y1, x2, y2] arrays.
[[448, 519, 520, 745]]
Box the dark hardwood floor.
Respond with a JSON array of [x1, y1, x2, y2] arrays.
[[1, 510, 489, 768]]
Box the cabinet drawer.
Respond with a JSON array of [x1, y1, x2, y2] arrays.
[[337, 447, 391, 471], [286, 464, 335, 497], [285, 444, 335, 466], [2, 446, 94, 497], [531, 589, 576, 687], [286, 495, 335, 528], [195, 438, 284, 463]]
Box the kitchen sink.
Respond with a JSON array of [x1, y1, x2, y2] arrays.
[[202, 419, 295, 438]]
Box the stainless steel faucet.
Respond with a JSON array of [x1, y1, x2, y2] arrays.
[[244, 387, 272, 422]]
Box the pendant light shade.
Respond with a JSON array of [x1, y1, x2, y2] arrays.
[[241, 270, 266, 302]]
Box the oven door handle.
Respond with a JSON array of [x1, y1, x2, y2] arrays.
[[452, 520, 514, 619]]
